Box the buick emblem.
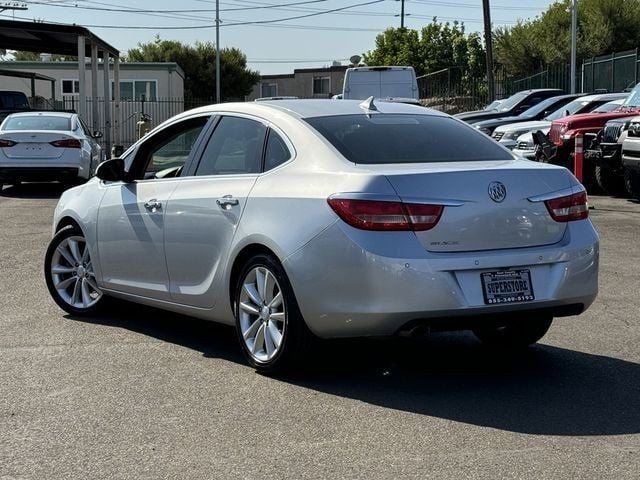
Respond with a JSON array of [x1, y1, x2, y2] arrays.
[[488, 181, 507, 203]]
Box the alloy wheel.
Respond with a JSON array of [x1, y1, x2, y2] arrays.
[[238, 266, 286, 363], [49, 235, 102, 309]]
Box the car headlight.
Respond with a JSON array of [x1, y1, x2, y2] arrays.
[[502, 130, 527, 141]]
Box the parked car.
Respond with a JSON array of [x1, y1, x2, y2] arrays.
[[44, 99, 599, 373], [546, 82, 640, 186], [620, 117, 640, 199], [0, 111, 102, 190], [473, 94, 583, 136], [484, 99, 504, 111], [341, 66, 419, 103], [501, 95, 626, 153], [0, 90, 31, 124], [454, 89, 564, 124]]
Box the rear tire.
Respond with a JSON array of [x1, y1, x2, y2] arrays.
[[234, 253, 314, 374], [624, 168, 640, 199], [472, 316, 553, 349], [595, 165, 625, 196]]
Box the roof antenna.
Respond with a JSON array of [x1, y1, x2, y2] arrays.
[[359, 96, 378, 112]]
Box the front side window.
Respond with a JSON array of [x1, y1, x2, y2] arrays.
[[133, 116, 209, 179], [305, 114, 513, 164], [195, 116, 267, 176], [313, 76, 330, 95]]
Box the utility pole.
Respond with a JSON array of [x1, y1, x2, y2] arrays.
[[482, 0, 495, 102], [400, 0, 405, 28], [215, 0, 221, 103], [570, 0, 577, 93]]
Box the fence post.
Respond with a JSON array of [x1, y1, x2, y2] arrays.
[[574, 134, 584, 182]]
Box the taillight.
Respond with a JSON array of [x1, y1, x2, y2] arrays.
[[327, 197, 444, 231], [50, 139, 81, 148], [544, 191, 588, 222], [0, 139, 16, 147]]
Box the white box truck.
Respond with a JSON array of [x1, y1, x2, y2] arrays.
[[340, 66, 419, 104]]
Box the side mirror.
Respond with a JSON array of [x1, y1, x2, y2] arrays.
[[92, 131, 103, 139], [95, 158, 125, 182]]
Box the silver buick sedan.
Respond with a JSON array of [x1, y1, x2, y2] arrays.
[[44, 99, 599, 373]]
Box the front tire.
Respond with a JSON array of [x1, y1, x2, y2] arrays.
[[472, 316, 553, 349], [624, 168, 640, 199], [44, 226, 105, 315], [595, 165, 625, 196], [234, 254, 313, 374]]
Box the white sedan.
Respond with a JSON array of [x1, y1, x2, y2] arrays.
[[0, 111, 102, 190]]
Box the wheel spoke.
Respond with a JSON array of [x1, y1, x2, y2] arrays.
[[243, 283, 262, 306], [71, 278, 82, 305], [264, 324, 275, 357], [240, 301, 259, 315], [81, 244, 90, 263], [269, 311, 285, 323], [268, 291, 282, 309], [68, 239, 82, 263], [56, 245, 75, 266], [243, 318, 261, 340], [267, 321, 283, 349], [52, 265, 74, 275], [256, 268, 266, 301], [55, 276, 76, 290], [81, 279, 92, 308], [85, 276, 100, 293], [252, 324, 266, 354]]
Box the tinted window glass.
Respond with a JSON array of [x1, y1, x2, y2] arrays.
[[498, 92, 528, 111], [3, 115, 70, 131], [264, 130, 291, 171], [195, 116, 266, 176], [142, 118, 208, 178], [305, 114, 513, 164], [545, 99, 591, 121]]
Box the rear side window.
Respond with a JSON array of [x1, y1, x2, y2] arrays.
[[3, 115, 71, 131], [264, 130, 291, 171], [305, 114, 513, 164]]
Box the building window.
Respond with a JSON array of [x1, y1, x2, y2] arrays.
[[112, 80, 158, 101], [261, 82, 278, 98], [62, 79, 80, 96], [312, 76, 330, 95]]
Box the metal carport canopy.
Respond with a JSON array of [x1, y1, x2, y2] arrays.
[[0, 19, 122, 156], [0, 19, 118, 58]]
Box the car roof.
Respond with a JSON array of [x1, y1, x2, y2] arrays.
[[578, 92, 627, 102], [183, 99, 445, 120], [6, 111, 75, 118]]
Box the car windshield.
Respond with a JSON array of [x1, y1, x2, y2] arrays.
[[498, 91, 529, 112], [622, 84, 640, 108], [544, 99, 592, 121], [484, 100, 502, 111], [518, 96, 570, 118], [591, 101, 622, 113], [305, 114, 513, 164], [3, 115, 71, 131]]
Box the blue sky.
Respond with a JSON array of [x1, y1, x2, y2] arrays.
[[4, 0, 556, 74]]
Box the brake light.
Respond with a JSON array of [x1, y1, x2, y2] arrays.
[[327, 198, 444, 231], [0, 139, 16, 147], [50, 139, 81, 148], [544, 191, 588, 222]]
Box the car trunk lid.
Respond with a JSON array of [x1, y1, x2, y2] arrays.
[[380, 160, 571, 252], [0, 131, 77, 159]]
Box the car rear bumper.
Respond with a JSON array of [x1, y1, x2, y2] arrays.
[[284, 220, 599, 338], [0, 166, 80, 182]]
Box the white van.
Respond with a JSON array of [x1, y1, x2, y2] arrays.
[[341, 66, 419, 103]]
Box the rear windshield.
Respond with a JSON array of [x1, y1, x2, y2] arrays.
[[305, 114, 513, 164], [3, 115, 71, 131]]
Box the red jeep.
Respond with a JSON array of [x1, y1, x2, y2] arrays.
[[547, 84, 640, 187]]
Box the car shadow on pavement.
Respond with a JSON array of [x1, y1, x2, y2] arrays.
[[0, 182, 68, 199], [68, 304, 640, 437]]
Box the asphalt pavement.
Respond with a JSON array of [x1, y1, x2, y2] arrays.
[[0, 183, 638, 479]]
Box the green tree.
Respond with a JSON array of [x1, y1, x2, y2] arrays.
[[494, 0, 640, 75], [126, 38, 259, 100], [12, 51, 76, 61], [362, 20, 485, 76]]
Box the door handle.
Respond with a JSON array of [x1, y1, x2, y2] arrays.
[[144, 199, 162, 212], [216, 195, 240, 209]]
